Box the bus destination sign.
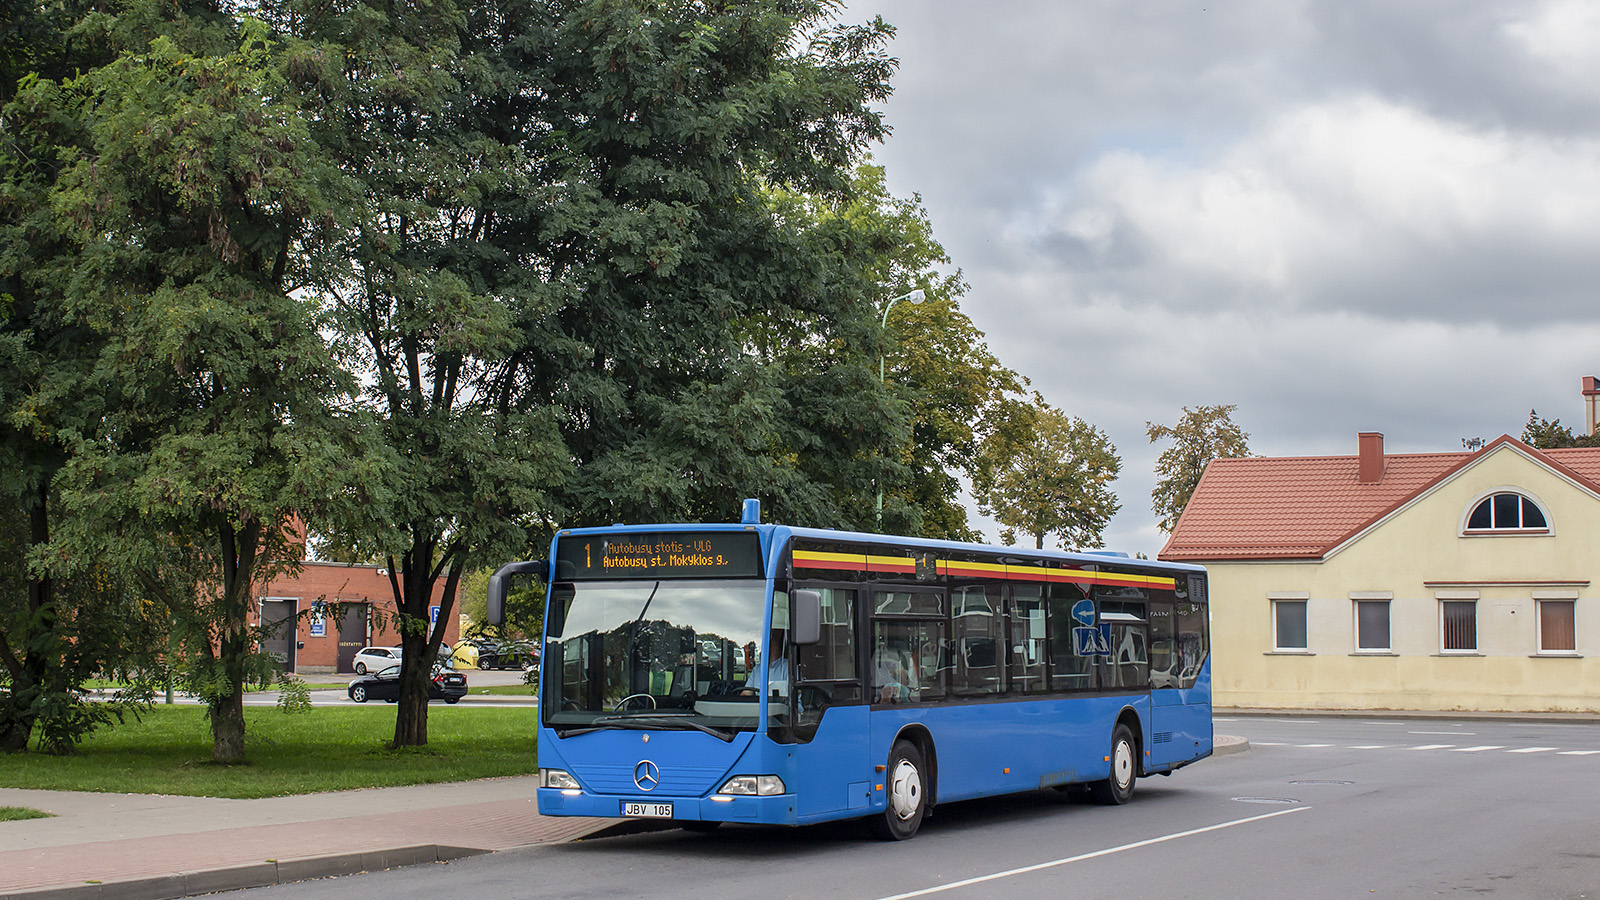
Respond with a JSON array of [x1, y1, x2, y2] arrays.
[[556, 531, 763, 580]]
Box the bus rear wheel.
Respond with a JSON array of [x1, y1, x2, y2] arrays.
[[1089, 723, 1137, 805], [872, 740, 927, 840]]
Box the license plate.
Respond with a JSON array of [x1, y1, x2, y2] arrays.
[[621, 801, 673, 818]]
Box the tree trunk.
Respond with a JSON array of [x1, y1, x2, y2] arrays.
[[210, 520, 259, 763], [209, 690, 246, 763], [0, 483, 57, 753], [392, 540, 434, 748], [392, 537, 463, 748]]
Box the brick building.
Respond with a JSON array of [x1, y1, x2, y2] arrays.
[[257, 561, 460, 675]]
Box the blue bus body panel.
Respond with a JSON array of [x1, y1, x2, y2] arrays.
[[1149, 659, 1214, 770], [869, 695, 1147, 803]]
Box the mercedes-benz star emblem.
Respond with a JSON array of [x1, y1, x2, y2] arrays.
[[633, 760, 661, 792]]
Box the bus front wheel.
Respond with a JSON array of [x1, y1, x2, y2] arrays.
[[1089, 723, 1137, 805], [872, 740, 927, 840]]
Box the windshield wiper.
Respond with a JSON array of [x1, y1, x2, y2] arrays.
[[560, 715, 736, 742]]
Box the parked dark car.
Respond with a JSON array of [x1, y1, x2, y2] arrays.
[[347, 665, 467, 704], [459, 638, 537, 670]]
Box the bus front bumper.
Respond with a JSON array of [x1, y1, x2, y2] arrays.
[[537, 787, 797, 825]]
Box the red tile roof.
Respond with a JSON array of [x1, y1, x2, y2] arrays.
[[1158, 435, 1600, 562]]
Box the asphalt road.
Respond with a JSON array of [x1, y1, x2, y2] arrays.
[[234, 715, 1600, 899]]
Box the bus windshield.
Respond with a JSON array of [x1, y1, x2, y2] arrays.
[[542, 579, 769, 737]]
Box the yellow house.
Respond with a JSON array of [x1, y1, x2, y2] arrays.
[[1159, 431, 1600, 713]]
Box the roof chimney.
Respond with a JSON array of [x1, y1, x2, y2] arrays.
[[1357, 432, 1385, 484], [1584, 377, 1600, 437]]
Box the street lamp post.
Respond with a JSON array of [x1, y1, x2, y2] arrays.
[[876, 288, 925, 529]]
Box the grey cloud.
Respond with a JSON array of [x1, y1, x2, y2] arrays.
[[841, 0, 1600, 553]]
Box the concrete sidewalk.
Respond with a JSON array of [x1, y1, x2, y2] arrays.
[[0, 776, 607, 900]]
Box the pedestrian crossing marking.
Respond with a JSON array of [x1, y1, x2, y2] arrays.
[[1507, 747, 1557, 754], [1450, 746, 1505, 752], [1410, 744, 1453, 750]]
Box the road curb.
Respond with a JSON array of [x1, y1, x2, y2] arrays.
[[2, 845, 489, 900], [1212, 734, 1250, 756], [1218, 707, 1600, 725]]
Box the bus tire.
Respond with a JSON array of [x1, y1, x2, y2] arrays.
[[872, 740, 928, 840], [1089, 723, 1137, 805]]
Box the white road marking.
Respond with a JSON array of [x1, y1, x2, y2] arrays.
[[874, 807, 1312, 900], [1410, 731, 1474, 736], [1295, 743, 1333, 748], [1410, 744, 1454, 750], [1558, 750, 1600, 756], [1450, 746, 1506, 752], [1507, 747, 1558, 754], [1349, 745, 1388, 750], [1252, 742, 1287, 746]]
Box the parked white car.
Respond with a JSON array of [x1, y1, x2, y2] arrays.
[[352, 646, 402, 675]]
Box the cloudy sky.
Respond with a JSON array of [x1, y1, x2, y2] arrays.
[[839, 0, 1600, 556]]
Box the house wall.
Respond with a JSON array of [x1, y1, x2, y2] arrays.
[[257, 563, 461, 674], [1208, 445, 1600, 712]]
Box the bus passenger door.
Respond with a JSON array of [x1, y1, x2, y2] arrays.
[[1146, 581, 1212, 769], [787, 586, 873, 820]]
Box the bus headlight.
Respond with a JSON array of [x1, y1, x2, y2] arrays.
[[717, 775, 786, 796], [541, 768, 580, 790]]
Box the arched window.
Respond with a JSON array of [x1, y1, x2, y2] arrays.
[[1464, 492, 1548, 532]]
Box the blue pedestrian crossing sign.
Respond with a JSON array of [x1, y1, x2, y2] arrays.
[[1073, 625, 1111, 656]]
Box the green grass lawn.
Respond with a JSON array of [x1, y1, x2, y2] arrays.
[[0, 706, 540, 799], [0, 806, 52, 821], [471, 684, 538, 696]]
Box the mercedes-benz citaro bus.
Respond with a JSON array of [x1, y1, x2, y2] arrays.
[[486, 499, 1212, 840]]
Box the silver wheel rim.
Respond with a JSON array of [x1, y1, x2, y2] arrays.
[[1113, 738, 1133, 790], [889, 759, 922, 821]]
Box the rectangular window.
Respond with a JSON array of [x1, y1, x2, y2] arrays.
[[794, 587, 858, 684], [1045, 584, 1097, 692], [872, 619, 947, 704], [951, 585, 1004, 697], [1441, 601, 1477, 652], [1355, 600, 1390, 651], [1010, 585, 1049, 695], [1539, 600, 1577, 653], [1274, 601, 1308, 651]]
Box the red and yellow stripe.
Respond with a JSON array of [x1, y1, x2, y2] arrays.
[[791, 549, 1176, 590]]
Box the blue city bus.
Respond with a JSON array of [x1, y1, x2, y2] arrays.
[[487, 500, 1212, 840]]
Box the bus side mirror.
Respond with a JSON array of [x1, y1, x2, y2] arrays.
[[792, 589, 821, 646], [486, 559, 547, 626]]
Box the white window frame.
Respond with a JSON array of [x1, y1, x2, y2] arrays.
[[1352, 594, 1392, 653], [1535, 597, 1578, 656], [1438, 600, 1477, 654], [1272, 599, 1309, 652], [1460, 488, 1552, 536]]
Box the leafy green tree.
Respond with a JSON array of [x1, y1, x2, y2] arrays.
[[974, 397, 1121, 550], [0, 0, 151, 753], [42, 1, 366, 762], [1522, 410, 1600, 449], [801, 164, 1026, 540], [514, 1, 901, 535], [284, 0, 575, 747], [1146, 404, 1251, 534]]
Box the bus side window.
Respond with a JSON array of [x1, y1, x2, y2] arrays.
[[1046, 584, 1096, 692], [795, 586, 861, 705]]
